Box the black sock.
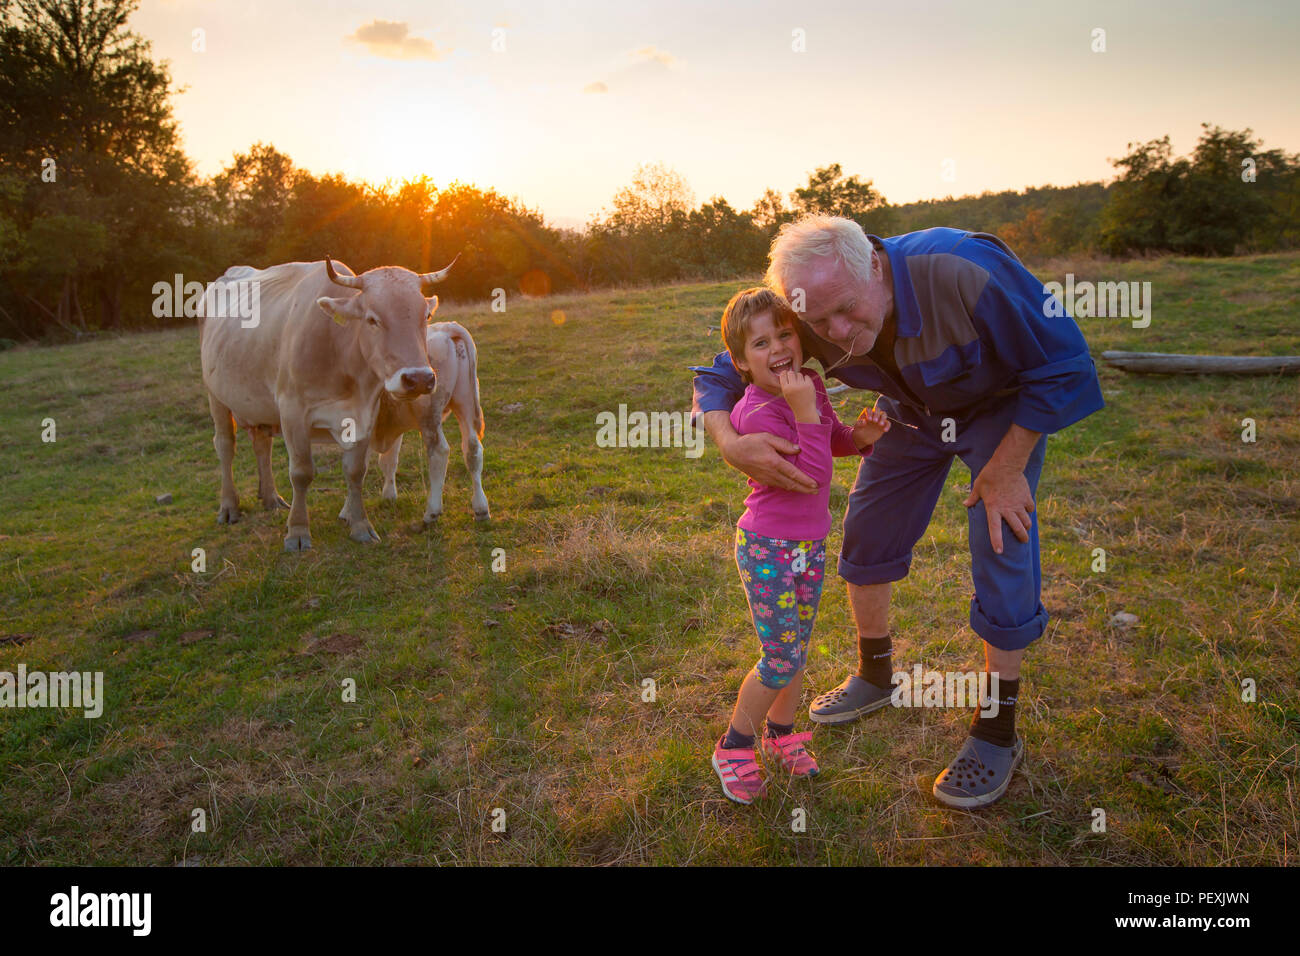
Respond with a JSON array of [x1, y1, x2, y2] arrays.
[[722, 726, 755, 750], [968, 676, 1019, 748], [765, 719, 793, 738], [857, 634, 893, 688]]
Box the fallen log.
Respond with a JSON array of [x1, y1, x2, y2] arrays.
[[1101, 351, 1300, 375]]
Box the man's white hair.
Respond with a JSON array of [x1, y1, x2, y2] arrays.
[[764, 215, 876, 301]]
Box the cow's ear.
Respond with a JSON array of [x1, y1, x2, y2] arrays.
[[317, 296, 362, 325], [425, 296, 439, 323]]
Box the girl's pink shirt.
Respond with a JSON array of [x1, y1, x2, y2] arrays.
[[729, 368, 873, 541]]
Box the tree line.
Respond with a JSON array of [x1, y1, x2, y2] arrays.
[[2, 0, 1297, 343]]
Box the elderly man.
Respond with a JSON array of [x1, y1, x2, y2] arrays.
[[691, 217, 1103, 807]]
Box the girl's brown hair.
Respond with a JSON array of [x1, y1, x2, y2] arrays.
[[720, 287, 802, 383]]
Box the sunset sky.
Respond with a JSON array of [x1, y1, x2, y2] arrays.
[[135, 0, 1300, 229]]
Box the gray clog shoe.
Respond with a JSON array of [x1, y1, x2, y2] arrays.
[[808, 674, 894, 724], [932, 735, 1024, 808]]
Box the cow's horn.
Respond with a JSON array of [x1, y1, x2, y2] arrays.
[[418, 255, 459, 295], [325, 255, 363, 289]]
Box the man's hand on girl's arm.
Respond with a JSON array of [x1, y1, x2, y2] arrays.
[[699, 410, 819, 494]]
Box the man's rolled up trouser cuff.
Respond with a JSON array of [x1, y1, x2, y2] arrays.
[[838, 551, 912, 587], [970, 597, 1048, 651]]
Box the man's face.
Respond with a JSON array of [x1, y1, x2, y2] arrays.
[[787, 253, 888, 357]]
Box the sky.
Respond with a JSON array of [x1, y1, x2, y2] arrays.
[[134, 0, 1300, 230]]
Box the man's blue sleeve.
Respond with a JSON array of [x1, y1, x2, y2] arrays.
[[689, 350, 746, 425], [971, 251, 1104, 435]]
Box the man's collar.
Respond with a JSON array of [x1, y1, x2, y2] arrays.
[[869, 234, 921, 339]]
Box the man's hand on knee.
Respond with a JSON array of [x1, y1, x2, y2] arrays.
[[964, 462, 1035, 554], [965, 423, 1041, 555]]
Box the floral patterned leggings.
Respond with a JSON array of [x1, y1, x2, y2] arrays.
[[734, 527, 828, 689]]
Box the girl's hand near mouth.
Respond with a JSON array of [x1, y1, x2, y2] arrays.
[[778, 369, 819, 423]]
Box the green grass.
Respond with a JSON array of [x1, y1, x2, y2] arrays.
[[1, 252, 1298, 865]]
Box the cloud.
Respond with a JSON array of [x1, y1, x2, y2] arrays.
[[347, 20, 449, 61], [630, 45, 680, 68], [577, 46, 680, 96]]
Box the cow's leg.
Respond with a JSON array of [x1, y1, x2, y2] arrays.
[[207, 392, 241, 524], [281, 419, 314, 551], [339, 438, 380, 543], [421, 407, 452, 525], [378, 433, 402, 502], [252, 426, 289, 510], [454, 403, 490, 521]]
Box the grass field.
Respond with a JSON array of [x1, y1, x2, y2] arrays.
[[1, 252, 1298, 865]]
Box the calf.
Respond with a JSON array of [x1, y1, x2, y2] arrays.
[[373, 322, 490, 523]]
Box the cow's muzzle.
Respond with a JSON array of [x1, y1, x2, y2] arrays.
[[389, 367, 436, 398]]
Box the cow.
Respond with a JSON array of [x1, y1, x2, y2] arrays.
[[371, 321, 490, 523], [199, 255, 455, 550]]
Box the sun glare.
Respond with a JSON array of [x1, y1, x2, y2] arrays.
[[351, 95, 490, 188]]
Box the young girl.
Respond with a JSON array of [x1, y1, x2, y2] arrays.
[[712, 287, 890, 804]]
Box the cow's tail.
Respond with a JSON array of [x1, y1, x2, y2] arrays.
[[444, 321, 484, 439]]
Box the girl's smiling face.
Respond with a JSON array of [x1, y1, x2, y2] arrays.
[[736, 310, 804, 395]]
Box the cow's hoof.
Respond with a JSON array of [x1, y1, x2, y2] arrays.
[[284, 531, 312, 551], [473, 509, 491, 522], [217, 505, 241, 525], [263, 495, 289, 511], [381, 487, 398, 503], [423, 511, 442, 525], [350, 524, 380, 544]]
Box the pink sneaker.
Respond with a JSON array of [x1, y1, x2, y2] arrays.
[[712, 739, 767, 804], [762, 730, 820, 777]]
